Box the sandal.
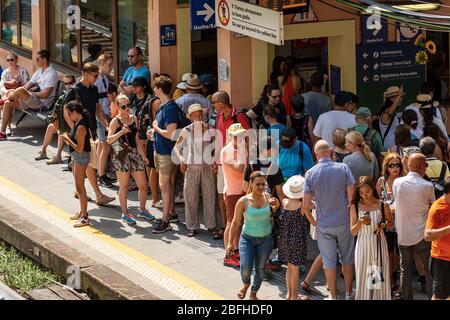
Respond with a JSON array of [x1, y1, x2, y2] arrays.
[[35, 151, 48, 161], [297, 295, 310, 301], [301, 281, 312, 294], [70, 212, 82, 220]]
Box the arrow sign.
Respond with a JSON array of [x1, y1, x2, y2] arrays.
[[198, 3, 215, 22], [363, 76, 369, 83], [363, 52, 368, 59], [363, 64, 368, 70]]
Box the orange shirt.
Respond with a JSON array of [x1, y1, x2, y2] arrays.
[[220, 142, 247, 196], [110, 102, 119, 118], [426, 197, 450, 262]]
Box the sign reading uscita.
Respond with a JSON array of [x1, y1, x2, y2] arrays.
[[215, 0, 284, 46]]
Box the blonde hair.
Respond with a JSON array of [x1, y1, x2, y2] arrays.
[[332, 128, 346, 149], [97, 53, 113, 65], [115, 93, 130, 107], [346, 131, 373, 162]]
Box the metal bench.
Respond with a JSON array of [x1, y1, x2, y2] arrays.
[[15, 81, 65, 128]]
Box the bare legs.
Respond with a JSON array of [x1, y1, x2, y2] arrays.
[[73, 163, 88, 218], [146, 166, 160, 204]]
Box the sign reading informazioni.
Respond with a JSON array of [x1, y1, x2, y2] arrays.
[[215, 0, 284, 45]]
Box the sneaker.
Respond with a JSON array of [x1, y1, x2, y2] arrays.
[[121, 214, 137, 225], [138, 210, 156, 221], [46, 157, 63, 165], [0, 132, 7, 141], [223, 256, 240, 269], [96, 194, 115, 206], [74, 217, 90, 228], [324, 296, 337, 300], [98, 175, 113, 188], [168, 214, 179, 223], [187, 230, 196, 237], [345, 291, 355, 300], [70, 212, 82, 221], [35, 151, 48, 161], [5, 127, 12, 137], [233, 250, 240, 261], [152, 220, 172, 234], [150, 199, 163, 208]]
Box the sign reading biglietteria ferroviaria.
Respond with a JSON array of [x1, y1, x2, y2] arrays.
[[215, 0, 284, 45]]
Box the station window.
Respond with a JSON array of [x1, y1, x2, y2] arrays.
[[48, 0, 147, 81], [0, 0, 32, 50]]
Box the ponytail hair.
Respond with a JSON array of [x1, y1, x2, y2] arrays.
[[65, 101, 90, 123], [345, 131, 372, 162]]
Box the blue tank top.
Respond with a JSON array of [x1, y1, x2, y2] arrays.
[[279, 140, 304, 179], [242, 196, 272, 237]]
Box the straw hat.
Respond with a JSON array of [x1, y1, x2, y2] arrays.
[[185, 73, 204, 90], [176, 73, 193, 90], [227, 123, 246, 136], [186, 103, 205, 120], [383, 86, 404, 100], [416, 94, 439, 109], [282, 175, 306, 199]]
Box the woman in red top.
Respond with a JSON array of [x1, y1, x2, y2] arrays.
[[278, 57, 302, 116]]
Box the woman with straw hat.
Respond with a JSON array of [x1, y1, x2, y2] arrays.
[[279, 175, 315, 300]]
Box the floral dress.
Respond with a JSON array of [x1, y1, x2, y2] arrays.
[[278, 206, 308, 267]]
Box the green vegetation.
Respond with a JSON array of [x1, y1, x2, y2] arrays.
[[0, 242, 63, 294]]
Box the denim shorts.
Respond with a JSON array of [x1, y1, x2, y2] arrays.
[[97, 120, 107, 143], [317, 224, 355, 269], [71, 151, 90, 166]]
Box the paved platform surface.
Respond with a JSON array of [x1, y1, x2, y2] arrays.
[[0, 115, 429, 300]]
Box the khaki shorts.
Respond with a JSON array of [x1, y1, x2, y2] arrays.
[[20, 94, 42, 110], [217, 165, 225, 194], [154, 153, 175, 176]]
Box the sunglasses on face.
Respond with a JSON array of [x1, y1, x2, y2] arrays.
[[270, 95, 281, 99], [120, 104, 131, 110], [6, 59, 15, 62], [64, 81, 75, 86], [128, 55, 135, 58], [388, 163, 401, 169]]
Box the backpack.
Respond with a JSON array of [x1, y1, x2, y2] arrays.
[[176, 103, 191, 129], [47, 90, 70, 133], [291, 114, 312, 148], [424, 161, 447, 199], [232, 109, 251, 128], [348, 126, 378, 156]]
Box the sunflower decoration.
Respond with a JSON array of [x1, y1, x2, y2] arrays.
[[425, 40, 437, 54], [416, 51, 429, 65], [414, 33, 426, 47]]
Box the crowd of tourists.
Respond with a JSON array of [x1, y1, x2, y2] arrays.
[[0, 52, 449, 301]]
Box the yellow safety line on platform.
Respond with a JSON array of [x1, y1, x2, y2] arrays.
[[0, 175, 224, 300]]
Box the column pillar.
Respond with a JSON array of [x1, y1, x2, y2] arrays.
[[31, 0, 47, 72], [148, 0, 178, 83], [217, 29, 253, 108]]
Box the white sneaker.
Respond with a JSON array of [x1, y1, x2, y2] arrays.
[[345, 291, 355, 300], [324, 295, 337, 300]]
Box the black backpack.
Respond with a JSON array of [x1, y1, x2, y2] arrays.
[[425, 161, 447, 199], [232, 110, 251, 128]]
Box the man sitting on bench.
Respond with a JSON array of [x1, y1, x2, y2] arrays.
[[0, 50, 59, 140]]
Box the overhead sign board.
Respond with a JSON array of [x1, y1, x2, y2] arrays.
[[361, 14, 387, 45], [215, 0, 284, 45], [191, 0, 216, 31], [356, 42, 425, 112], [396, 22, 420, 43]]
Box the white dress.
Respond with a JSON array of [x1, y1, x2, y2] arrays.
[[355, 209, 391, 300]]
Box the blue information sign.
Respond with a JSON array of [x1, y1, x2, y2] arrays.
[[330, 65, 341, 96], [361, 15, 387, 45], [160, 25, 177, 47], [191, 0, 216, 31]]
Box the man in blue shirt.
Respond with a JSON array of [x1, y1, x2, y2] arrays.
[[119, 47, 151, 96], [152, 75, 179, 234], [303, 140, 356, 300]]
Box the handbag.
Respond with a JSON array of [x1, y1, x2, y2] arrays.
[[111, 118, 132, 162]]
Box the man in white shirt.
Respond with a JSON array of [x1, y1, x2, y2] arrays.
[[0, 50, 59, 140], [313, 91, 356, 148], [393, 153, 434, 300]]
